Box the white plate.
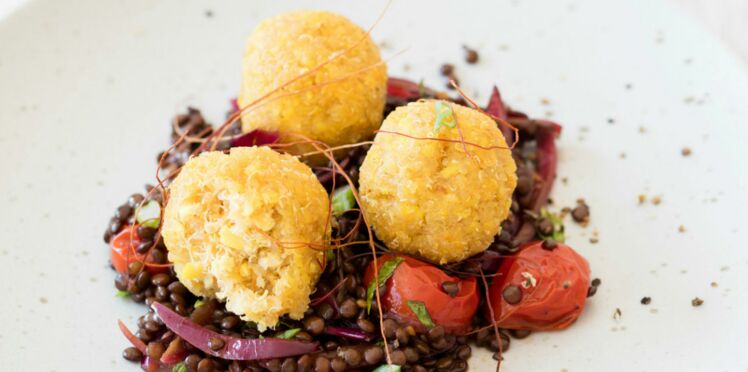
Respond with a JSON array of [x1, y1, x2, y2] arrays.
[[1, 0, 746, 371]]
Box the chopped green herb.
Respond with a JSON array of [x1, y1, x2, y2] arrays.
[[372, 364, 402, 372], [417, 79, 426, 97], [194, 299, 205, 308], [433, 101, 456, 132], [115, 290, 130, 298], [135, 200, 161, 229], [325, 249, 335, 264], [406, 300, 435, 328], [540, 208, 565, 243], [375, 340, 385, 346], [172, 363, 187, 372], [331, 186, 356, 216], [277, 328, 301, 340], [366, 257, 405, 313]]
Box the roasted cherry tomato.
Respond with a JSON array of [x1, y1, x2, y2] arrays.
[[364, 254, 479, 333], [486, 240, 590, 331], [110, 225, 166, 275]]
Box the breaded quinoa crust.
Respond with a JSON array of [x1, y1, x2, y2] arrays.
[[359, 100, 517, 264], [162, 147, 330, 329]]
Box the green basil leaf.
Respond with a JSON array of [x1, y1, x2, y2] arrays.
[[172, 363, 187, 372], [115, 290, 130, 298], [406, 300, 435, 328], [277, 328, 301, 340], [194, 299, 205, 308], [366, 257, 405, 314], [135, 200, 161, 229], [331, 186, 356, 216]]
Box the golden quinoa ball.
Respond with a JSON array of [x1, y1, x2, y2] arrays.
[[359, 100, 517, 264], [238, 10, 387, 157], [161, 146, 330, 330]]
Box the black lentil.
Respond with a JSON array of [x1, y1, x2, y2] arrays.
[[122, 347, 142, 362], [502, 285, 523, 304], [107, 90, 596, 372], [464, 46, 479, 63]]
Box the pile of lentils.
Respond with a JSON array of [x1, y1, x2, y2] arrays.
[[105, 88, 595, 372]]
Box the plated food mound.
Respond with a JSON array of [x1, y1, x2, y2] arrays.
[[360, 100, 517, 264], [162, 146, 329, 329], [239, 10, 387, 158], [106, 10, 597, 372]]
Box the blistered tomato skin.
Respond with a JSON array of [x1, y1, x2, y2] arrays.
[[110, 225, 166, 275], [364, 255, 479, 333], [486, 241, 591, 331]]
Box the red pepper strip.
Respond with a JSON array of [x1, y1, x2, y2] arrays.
[[117, 319, 146, 353], [152, 302, 319, 360]]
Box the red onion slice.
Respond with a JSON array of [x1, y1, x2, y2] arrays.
[[152, 302, 319, 360], [230, 129, 280, 148], [324, 326, 374, 341]]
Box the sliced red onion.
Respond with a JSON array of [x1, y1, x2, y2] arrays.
[[485, 86, 513, 143], [532, 130, 558, 211], [324, 326, 374, 341], [140, 356, 159, 372], [230, 129, 280, 148], [507, 109, 529, 119], [485, 86, 508, 120], [152, 302, 319, 360], [230, 98, 240, 114], [387, 77, 434, 101]]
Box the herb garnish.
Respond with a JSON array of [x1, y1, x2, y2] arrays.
[[372, 364, 402, 372], [406, 300, 435, 328], [331, 185, 356, 216], [417, 79, 426, 97], [135, 200, 161, 229], [277, 328, 301, 340], [366, 257, 405, 313], [115, 290, 130, 298], [433, 101, 456, 132], [539, 208, 565, 242], [172, 362, 187, 372]]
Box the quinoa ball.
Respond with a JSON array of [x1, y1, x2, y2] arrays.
[[238, 10, 387, 158], [359, 100, 517, 264], [161, 146, 330, 330]]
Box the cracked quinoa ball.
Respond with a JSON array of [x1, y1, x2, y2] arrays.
[[238, 10, 387, 160], [359, 100, 517, 264], [161, 146, 330, 330]]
